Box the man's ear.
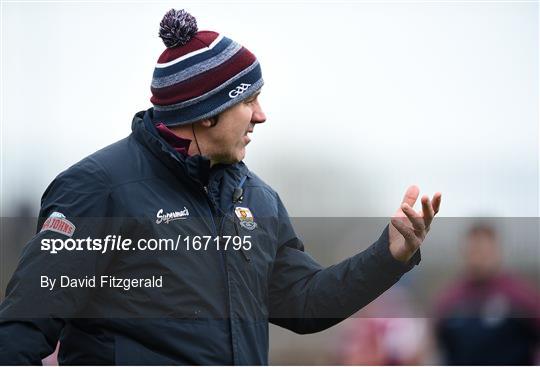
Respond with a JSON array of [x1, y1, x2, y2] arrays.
[[198, 119, 213, 128]]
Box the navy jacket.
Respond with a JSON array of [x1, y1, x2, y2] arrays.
[[0, 109, 420, 365]]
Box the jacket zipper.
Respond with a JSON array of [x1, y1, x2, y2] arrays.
[[202, 185, 235, 363], [231, 175, 250, 262], [202, 186, 228, 277], [233, 219, 251, 262]]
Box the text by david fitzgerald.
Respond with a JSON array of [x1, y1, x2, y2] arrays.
[[41, 275, 163, 291]]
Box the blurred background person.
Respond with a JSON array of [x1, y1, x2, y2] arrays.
[[434, 223, 540, 365], [335, 282, 431, 365]]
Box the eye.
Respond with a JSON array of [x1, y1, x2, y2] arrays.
[[244, 95, 259, 105]]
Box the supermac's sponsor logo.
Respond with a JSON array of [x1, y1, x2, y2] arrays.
[[40, 211, 76, 237], [156, 207, 190, 224], [228, 83, 251, 98]]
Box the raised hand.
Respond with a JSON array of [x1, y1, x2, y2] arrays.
[[389, 185, 442, 262]]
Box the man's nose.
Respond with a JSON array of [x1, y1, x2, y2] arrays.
[[252, 103, 266, 124]]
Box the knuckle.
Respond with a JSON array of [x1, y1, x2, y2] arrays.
[[405, 230, 416, 240]]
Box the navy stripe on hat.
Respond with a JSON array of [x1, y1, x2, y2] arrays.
[[152, 36, 232, 79]]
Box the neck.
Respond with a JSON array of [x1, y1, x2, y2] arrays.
[[168, 124, 219, 167], [168, 125, 197, 155]]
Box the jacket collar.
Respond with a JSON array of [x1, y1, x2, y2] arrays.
[[131, 108, 250, 188]]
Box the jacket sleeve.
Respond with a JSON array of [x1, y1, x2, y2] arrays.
[[268, 195, 420, 334], [0, 158, 115, 364]]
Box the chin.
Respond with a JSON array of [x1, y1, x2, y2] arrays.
[[236, 149, 246, 162]]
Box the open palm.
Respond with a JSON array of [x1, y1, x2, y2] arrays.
[[389, 185, 442, 262]]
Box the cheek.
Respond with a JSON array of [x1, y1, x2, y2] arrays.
[[234, 123, 248, 139], [224, 129, 243, 150]]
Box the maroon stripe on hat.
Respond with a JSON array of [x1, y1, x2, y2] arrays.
[[151, 47, 256, 106], [157, 31, 220, 64]]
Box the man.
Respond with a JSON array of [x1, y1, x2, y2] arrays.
[[434, 224, 540, 365], [0, 9, 441, 365]]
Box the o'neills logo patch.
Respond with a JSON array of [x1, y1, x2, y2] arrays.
[[156, 207, 190, 224], [41, 212, 76, 237]]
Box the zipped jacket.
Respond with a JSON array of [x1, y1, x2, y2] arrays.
[[0, 109, 420, 365]]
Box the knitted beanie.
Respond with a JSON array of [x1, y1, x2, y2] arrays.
[[150, 9, 264, 126]]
